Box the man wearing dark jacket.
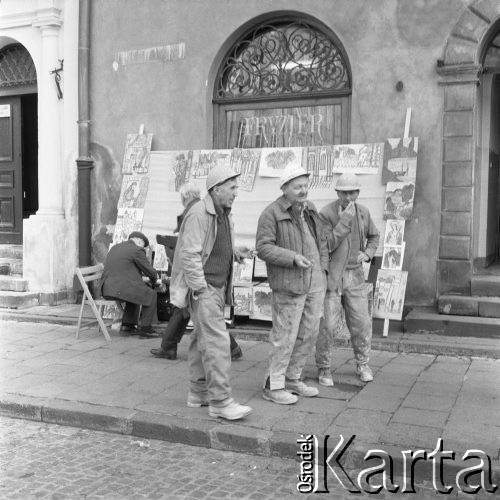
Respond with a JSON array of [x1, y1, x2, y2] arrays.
[[101, 231, 160, 338]]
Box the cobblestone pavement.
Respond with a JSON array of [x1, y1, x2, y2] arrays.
[[0, 416, 496, 500]]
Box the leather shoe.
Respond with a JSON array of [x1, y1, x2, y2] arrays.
[[150, 347, 177, 360], [137, 326, 161, 338], [119, 324, 137, 336], [231, 345, 243, 361]]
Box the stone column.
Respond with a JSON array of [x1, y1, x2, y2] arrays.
[[436, 65, 480, 295], [23, 10, 69, 297]]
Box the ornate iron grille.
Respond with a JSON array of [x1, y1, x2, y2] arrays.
[[216, 21, 350, 100], [0, 44, 37, 88]]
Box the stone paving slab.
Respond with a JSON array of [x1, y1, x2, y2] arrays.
[[0, 319, 499, 487]]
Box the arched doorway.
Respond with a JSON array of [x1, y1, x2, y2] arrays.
[[0, 42, 38, 244], [213, 16, 351, 150]]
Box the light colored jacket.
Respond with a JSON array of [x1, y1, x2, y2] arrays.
[[320, 199, 380, 292], [169, 194, 236, 308], [256, 196, 328, 295]]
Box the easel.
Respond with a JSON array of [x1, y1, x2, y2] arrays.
[[382, 107, 411, 337]]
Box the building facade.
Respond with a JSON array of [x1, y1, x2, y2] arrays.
[[2, 0, 500, 321]]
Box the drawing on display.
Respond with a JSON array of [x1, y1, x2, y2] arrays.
[[234, 286, 252, 316], [117, 175, 149, 209], [112, 208, 144, 246], [251, 284, 273, 320], [382, 137, 418, 184], [303, 146, 335, 189], [333, 143, 383, 174], [153, 244, 169, 271], [253, 257, 268, 278], [381, 243, 405, 271], [190, 150, 232, 179], [383, 181, 415, 220], [373, 270, 408, 320], [384, 220, 405, 246], [172, 151, 193, 191], [233, 258, 254, 284], [258, 147, 303, 177], [122, 133, 153, 174], [230, 149, 261, 191]]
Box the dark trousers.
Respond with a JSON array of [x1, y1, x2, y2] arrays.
[[160, 305, 239, 351], [120, 295, 157, 328]]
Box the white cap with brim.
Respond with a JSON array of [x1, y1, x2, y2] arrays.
[[206, 165, 240, 191], [335, 173, 361, 191], [279, 165, 310, 189]]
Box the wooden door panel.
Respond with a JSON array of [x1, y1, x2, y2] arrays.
[[0, 97, 22, 244]]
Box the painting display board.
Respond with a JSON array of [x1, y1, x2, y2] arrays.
[[117, 175, 149, 209], [373, 270, 408, 320], [137, 134, 419, 322], [112, 208, 144, 246]]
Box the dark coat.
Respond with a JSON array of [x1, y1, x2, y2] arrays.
[[101, 240, 158, 306]]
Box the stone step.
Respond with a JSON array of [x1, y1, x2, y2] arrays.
[[404, 307, 500, 338], [0, 258, 22, 276], [0, 244, 22, 259], [438, 294, 500, 318], [0, 276, 28, 292], [0, 291, 39, 309], [471, 274, 500, 297]]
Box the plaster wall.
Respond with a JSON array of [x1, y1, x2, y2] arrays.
[[0, 0, 79, 293], [89, 0, 470, 306]]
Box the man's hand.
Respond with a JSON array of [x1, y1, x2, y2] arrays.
[[235, 245, 253, 263], [340, 201, 356, 224], [357, 251, 370, 263], [294, 254, 312, 268]]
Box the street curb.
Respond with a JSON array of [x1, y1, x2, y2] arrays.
[[1, 394, 499, 488]]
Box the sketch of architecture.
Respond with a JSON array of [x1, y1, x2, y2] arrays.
[[382, 137, 418, 184], [117, 175, 149, 209], [233, 257, 254, 284], [153, 244, 169, 271], [373, 270, 408, 320], [383, 181, 415, 220], [333, 143, 383, 174], [190, 150, 232, 179], [258, 147, 303, 177], [303, 146, 335, 189], [229, 149, 261, 191], [122, 133, 153, 174], [234, 286, 253, 316]]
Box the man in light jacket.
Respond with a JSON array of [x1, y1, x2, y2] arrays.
[[256, 165, 328, 405], [315, 173, 380, 385], [169, 165, 252, 421]]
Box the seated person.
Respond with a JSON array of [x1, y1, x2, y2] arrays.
[[101, 231, 161, 338]]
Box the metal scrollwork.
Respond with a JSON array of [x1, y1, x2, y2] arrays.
[[0, 44, 37, 88], [216, 22, 350, 99]]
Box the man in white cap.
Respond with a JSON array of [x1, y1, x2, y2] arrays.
[[169, 165, 252, 420], [315, 173, 379, 385], [256, 165, 328, 405]]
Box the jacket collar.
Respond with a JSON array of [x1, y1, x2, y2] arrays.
[[204, 193, 231, 217], [276, 195, 317, 214]]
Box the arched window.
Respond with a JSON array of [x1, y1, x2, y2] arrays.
[[214, 18, 351, 149], [0, 44, 37, 88]]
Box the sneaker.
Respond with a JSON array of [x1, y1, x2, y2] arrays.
[[262, 388, 298, 405], [187, 392, 209, 408], [318, 368, 334, 387], [285, 379, 319, 397], [357, 364, 374, 383], [208, 401, 252, 420]]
